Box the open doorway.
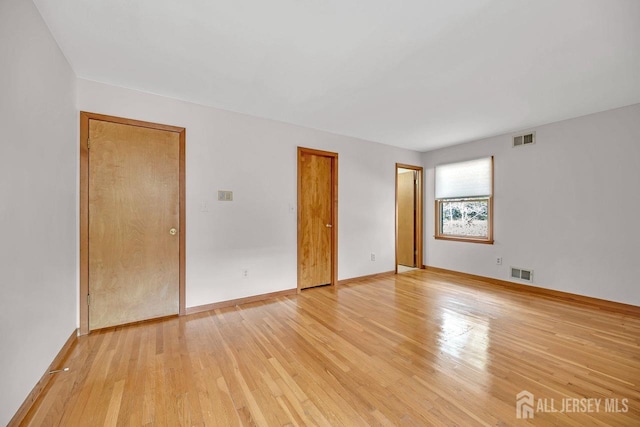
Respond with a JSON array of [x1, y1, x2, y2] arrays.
[[396, 164, 423, 274]]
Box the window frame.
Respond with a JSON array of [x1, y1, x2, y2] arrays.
[[434, 157, 494, 244]]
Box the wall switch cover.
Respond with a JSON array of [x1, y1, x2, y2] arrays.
[[218, 190, 233, 201]]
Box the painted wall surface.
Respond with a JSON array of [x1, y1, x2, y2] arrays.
[[423, 103, 640, 306], [0, 0, 78, 424], [77, 79, 422, 308]]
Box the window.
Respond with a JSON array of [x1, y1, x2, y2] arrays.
[[435, 157, 493, 243]]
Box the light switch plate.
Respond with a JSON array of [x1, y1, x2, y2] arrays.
[[218, 190, 233, 201]]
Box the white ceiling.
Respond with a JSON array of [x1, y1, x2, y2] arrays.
[[33, 0, 640, 152]]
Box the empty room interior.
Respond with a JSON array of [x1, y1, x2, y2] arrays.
[[2, 0, 640, 425]]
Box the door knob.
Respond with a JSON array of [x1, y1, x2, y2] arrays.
[[325, 224, 332, 228], [169, 228, 177, 235]]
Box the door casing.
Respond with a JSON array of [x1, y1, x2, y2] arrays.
[[395, 163, 424, 273], [79, 112, 186, 335], [297, 147, 338, 291]]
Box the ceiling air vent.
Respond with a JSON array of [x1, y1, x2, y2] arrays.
[[511, 267, 533, 282], [513, 132, 535, 147]]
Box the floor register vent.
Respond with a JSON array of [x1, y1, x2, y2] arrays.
[[513, 132, 535, 147], [511, 267, 533, 282]]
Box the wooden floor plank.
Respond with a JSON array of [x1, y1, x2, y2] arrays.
[[20, 269, 640, 425]]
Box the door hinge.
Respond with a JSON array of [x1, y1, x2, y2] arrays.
[[87, 138, 90, 150], [87, 294, 90, 306]]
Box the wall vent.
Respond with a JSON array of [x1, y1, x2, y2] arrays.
[[513, 132, 535, 147], [511, 267, 533, 282]]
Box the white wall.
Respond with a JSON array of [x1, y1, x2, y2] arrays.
[[0, 0, 78, 424], [423, 103, 640, 307], [77, 79, 422, 308]]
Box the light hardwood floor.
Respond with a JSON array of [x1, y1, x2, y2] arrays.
[[21, 270, 640, 426]]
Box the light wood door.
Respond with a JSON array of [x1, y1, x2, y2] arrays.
[[298, 148, 337, 290], [88, 119, 180, 330], [397, 170, 416, 267]]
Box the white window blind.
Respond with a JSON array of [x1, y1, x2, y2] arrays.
[[435, 157, 492, 199]]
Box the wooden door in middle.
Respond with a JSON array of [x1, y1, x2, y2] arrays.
[[298, 147, 337, 290], [397, 169, 416, 267]]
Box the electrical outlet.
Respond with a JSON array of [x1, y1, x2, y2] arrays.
[[371, 253, 376, 261], [496, 257, 502, 265], [242, 269, 248, 277]]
